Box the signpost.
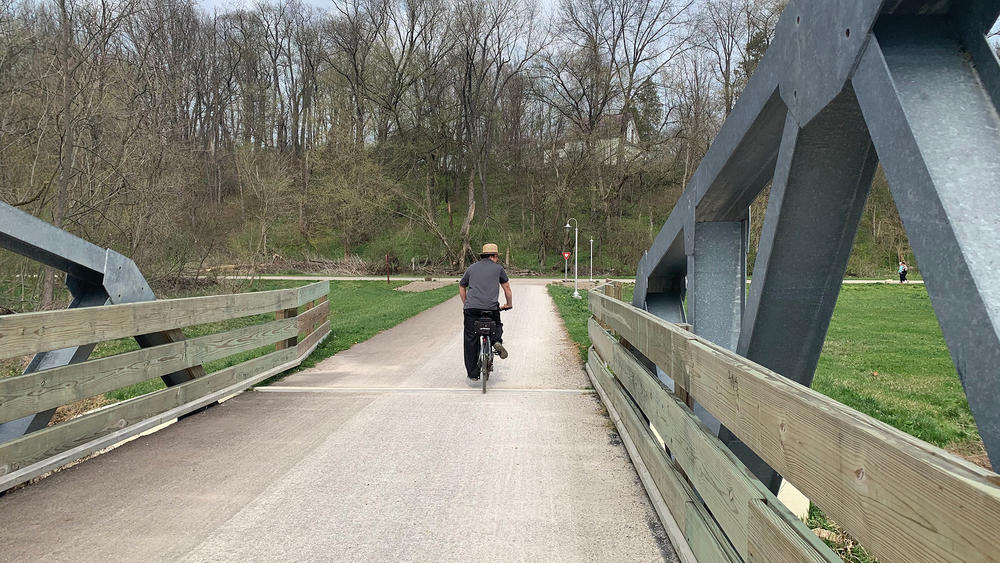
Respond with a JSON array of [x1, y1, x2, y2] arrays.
[[589, 238, 594, 281], [562, 251, 571, 282], [564, 218, 581, 299]]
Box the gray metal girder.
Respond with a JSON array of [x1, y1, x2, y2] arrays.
[[0, 202, 201, 444], [854, 16, 1000, 465], [728, 88, 879, 489], [634, 0, 1000, 491], [737, 88, 877, 386]]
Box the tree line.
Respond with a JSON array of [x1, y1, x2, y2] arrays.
[[0, 0, 803, 309]]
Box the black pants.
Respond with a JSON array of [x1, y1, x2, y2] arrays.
[[463, 308, 503, 378], [899, 271, 907, 282]]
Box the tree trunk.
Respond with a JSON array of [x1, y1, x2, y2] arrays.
[[478, 162, 488, 221], [457, 168, 477, 270], [42, 0, 75, 311]]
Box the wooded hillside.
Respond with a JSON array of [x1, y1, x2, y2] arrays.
[[0, 0, 934, 311]]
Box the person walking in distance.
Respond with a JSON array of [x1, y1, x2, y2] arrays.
[[898, 260, 909, 283], [459, 243, 513, 380]]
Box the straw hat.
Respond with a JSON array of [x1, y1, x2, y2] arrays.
[[480, 243, 499, 256]]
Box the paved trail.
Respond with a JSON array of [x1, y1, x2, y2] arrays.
[[0, 281, 675, 562]]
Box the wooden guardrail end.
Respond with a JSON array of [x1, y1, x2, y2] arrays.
[[0, 347, 300, 477], [0, 281, 332, 491]]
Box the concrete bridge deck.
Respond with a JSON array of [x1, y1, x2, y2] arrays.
[[0, 281, 675, 561]]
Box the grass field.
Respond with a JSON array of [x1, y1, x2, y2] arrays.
[[813, 284, 974, 447], [547, 285, 592, 364]]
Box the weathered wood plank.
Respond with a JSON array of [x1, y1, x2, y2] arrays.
[[296, 300, 328, 334], [589, 291, 1000, 563], [688, 340, 1000, 563], [590, 319, 835, 561], [0, 288, 299, 360], [589, 291, 694, 388], [0, 318, 297, 425], [591, 319, 760, 556], [296, 281, 329, 306], [159, 328, 207, 380], [587, 351, 740, 563], [0, 347, 299, 476], [297, 320, 330, 357], [275, 308, 298, 350], [747, 499, 834, 563], [586, 360, 698, 563]]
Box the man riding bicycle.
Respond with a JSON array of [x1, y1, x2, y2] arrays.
[[459, 243, 512, 380]]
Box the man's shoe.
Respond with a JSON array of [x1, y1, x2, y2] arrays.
[[467, 374, 480, 381], [493, 342, 508, 359]]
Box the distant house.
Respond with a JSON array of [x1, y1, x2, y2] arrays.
[[544, 113, 643, 164]]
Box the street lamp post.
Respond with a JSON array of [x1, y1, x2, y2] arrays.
[[589, 237, 594, 281], [565, 218, 580, 299]]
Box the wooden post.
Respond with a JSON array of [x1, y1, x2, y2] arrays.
[[275, 307, 299, 350], [674, 323, 693, 408]]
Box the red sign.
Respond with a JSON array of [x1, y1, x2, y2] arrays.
[[562, 252, 571, 260]]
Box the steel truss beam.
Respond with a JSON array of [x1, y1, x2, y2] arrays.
[[0, 202, 203, 444], [634, 0, 1000, 490]]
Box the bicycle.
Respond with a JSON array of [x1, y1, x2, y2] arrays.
[[473, 306, 510, 393]]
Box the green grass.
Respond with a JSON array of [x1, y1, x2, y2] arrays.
[[547, 285, 592, 363], [813, 284, 973, 447], [807, 504, 877, 562]]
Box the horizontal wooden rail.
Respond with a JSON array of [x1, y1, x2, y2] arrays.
[[0, 288, 300, 360], [0, 318, 297, 425], [589, 320, 835, 561], [587, 353, 740, 562], [0, 280, 331, 490], [0, 348, 299, 475], [297, 300, 328, 335], [298, 320, 330, 357], [588, 290, 1000, 563], [297, 281, 329, 306]]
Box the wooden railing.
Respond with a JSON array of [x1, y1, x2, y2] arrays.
[[586, 286, 1000, 563], [0, 281, 330, 489]]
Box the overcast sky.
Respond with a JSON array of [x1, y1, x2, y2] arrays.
[[197, 0, 332, 13], [195, 0, 559, 15], [195, 0, 1000, 45]]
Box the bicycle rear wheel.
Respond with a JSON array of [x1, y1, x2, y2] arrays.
[[480, 337, 490, 393]]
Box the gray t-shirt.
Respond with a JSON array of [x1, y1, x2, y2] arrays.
[[460, 259, 509, 310]]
